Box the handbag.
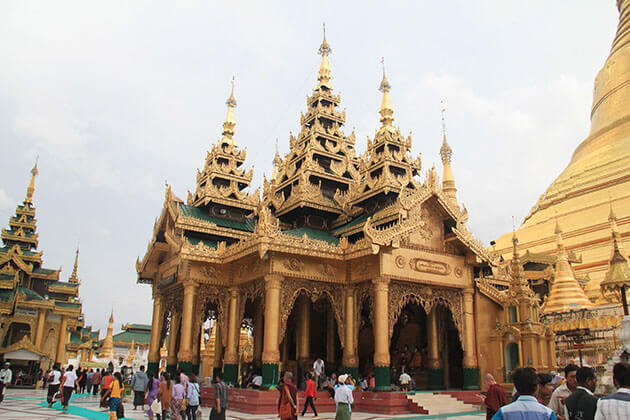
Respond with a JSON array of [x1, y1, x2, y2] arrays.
[[182, 397, 187, 411], [150, 399, 161, 413]]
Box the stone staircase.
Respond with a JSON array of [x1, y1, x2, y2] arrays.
[[406, 392, 481, 416]]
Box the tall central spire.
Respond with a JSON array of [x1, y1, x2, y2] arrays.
[[379, 58, 394, 128], [439, 103, 456, 200], [317, 23, 332, 89], [25, 159, 38, 205], [221, 76, 237, 146], [69, 247, 80, 283]]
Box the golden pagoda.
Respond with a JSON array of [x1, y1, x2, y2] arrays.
[[137, 27, 555, 395], [0, 163, 86, 369], [99, 311, 114, 358], [542, 221, 593, 313], [601, 205, 630, 313], [494, 0, 630, 302]]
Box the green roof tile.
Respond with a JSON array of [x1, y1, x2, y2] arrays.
[[0, 289, 15, 302], [186, 237, 217, 249], [33, 267, 57, 275], [51, 281, 79, 288], [180, 204, 255, 232], [331, 213, 371, 235], [0, 247, 37, 257], [283, 228, 339, 245], [54, 301, 81, 309], [18, 286, 45, 301], [112, 330, 151, 344]]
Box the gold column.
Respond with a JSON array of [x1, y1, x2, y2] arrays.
[[148, 294, 164, 365], [178, 281, 198, 364], [462, 289, 477, 368], [55, 315, 67, 364], [372, 277, 390, 367], [262, 274, 282, 364], [342, 286, 357, 369], [427, 307, 444, 389], [326, 310, 335, 364], [297, 296, 311, 361], [167, 311, 181, 367], [253, 302, 264, 365], [35, 309, 47, 348], [262, 274, 282, 386], [224, 287, 240, 365]]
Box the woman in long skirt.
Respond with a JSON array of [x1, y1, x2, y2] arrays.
[[146, 373, 160, 420], [334, 374, 354, 420]]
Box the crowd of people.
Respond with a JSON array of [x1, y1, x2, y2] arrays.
[[33, 364, 204, 420], [482, 362, 630, 420]]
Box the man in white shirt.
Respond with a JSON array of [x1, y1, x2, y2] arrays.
[[251, 374, 263, 389], [399, 368, 412, 392], [313, 358, 324, 389], [60, 365, 78, 411], [47, 364, 62, 408], [549, 363, 578, 419], [0, 363, 12, 386], [595, 362, 630, 420]]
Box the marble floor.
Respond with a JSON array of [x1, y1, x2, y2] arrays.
[[0, 388, 485, 420]]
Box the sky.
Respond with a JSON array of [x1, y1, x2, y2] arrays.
[[0, 1, 621, 335]]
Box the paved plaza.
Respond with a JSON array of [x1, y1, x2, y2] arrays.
[[0, 388, 485, 420]]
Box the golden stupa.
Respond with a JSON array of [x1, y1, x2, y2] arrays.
[[99, 311, 115, 358], [495, 0, 630, 302]]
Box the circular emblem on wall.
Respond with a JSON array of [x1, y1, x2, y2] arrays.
[[395, 255, 406, 269], [455, 266, 464, 278]]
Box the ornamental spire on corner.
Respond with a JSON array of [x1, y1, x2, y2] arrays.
[[379, 57, 394, 128], [69, 246, 80, 283], [221, 76, 237, 146], [439, 102, 456, 200], [317, 23, 332, 89]]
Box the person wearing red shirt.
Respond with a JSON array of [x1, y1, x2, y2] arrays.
[[481, 373, 507, 420], [301, 372, 318, 417]]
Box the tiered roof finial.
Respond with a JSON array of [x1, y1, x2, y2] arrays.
[[600, 203, 630, 315], [69, 246, 80, 283], [25, 158, 39, 205], [378, 57, 394, 127], [439, 102, 456, 200], [317, 23, 332, 89], [221, 76, 237, 145]]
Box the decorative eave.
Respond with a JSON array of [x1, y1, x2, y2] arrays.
[[1, 228, 39, 247], [451, 225, 496, 266], [0, 336, 46, 357], [49, 282, 79, 296], [475, 277, 506, 305]]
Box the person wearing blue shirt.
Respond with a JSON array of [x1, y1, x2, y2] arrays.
[[492, 367, 557, 420]]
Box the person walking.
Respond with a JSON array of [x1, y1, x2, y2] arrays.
[[171, 374, 186, 420], [92, 368, 102, 396], [86, 369, 94, 395], [146, 372, 160, 420], [595, 362, 630, 419], [77, 368, 87, 394], [313, 358, 325, 389], [60, 365, 79, 411], [549, 364, 578, 420], [157, 372, 172, 420], [481, 373, 507, 420], [0, 363, 12, 386], [131, 365, 149, 411], [491, 367, 556, 420], [399, 367, 411, 392], [46, 364, 62, 408], [334, 374, 353, 420], [100, 371, 123, 420], [186, 374, 201, 420], [278, 371, 298, 420], [211, 371, 228, 420], [565, 366, 597, 420], [101, 371, 113, 408], [301, 372, 318, 416]]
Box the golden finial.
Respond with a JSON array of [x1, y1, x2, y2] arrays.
[[317, 23, 332, 89], [608, 195, 617, 222], [70, 246, 80, 282], [439, 101, 452, 164], [221, 76, 237, 145], [378, 57, 394, 127], [554, 213, 563, 235], [25, 157, 39, 204]]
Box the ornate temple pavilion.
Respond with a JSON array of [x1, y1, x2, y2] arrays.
[[494, 0, 630, 303], [137, 31, 555, 390], [0, 164, 89, 376]]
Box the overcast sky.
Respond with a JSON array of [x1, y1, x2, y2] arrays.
[[0, 1, 620, 335]]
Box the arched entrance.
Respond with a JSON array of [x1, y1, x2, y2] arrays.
[[390, 302, 427, 389], [504, 342, 520, 383]]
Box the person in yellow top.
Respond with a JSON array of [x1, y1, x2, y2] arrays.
[[102, 372, 123, 420]]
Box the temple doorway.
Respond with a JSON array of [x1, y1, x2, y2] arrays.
[[504, 342, 520, 382], [280, 292, 341, 388], [391, 302, 428, 389]]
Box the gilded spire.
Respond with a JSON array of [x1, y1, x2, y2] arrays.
[[600, 204, 630, 313], [99, 310, 115, 358], [69, 247, 80, 283], [221, 76, 237, 146], [439, 103, 456, 200], [25, 158, 39, 205], [317, 23, 332, 89], [378, 57, 394, 128], [542, 219, 593, 313]]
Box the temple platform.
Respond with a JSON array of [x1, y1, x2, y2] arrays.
[[200, 387, 483, 415]]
